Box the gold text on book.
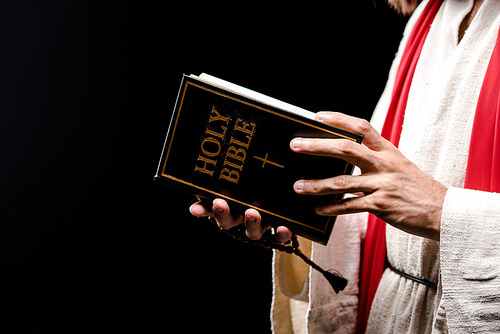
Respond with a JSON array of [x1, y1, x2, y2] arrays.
[[193, 106, 230, 177], [194, 106, 256, 185]]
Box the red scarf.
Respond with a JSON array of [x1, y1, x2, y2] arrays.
[[464, 29, 500, 193], [356, 0, 500, 332]]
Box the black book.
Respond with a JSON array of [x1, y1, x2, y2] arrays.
[[154, 74, 363, 245]]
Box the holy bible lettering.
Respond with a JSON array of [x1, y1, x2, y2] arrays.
[[155, 74, 363, 245], [194, 106, 256, 185]]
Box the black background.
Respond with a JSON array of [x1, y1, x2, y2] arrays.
[[0, 1, 407, 333]]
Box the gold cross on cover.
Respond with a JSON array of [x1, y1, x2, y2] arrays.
[[253, 153, 284, 169]]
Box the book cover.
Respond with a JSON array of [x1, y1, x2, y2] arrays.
[[154, 74, 363, 245]]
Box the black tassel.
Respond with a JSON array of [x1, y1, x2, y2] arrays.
[[212, 219, 349, 293], [296, 250, 348, 294]]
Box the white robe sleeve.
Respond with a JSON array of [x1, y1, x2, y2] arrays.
[[440, 187, 500, 333]]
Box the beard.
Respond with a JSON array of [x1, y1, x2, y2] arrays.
[[387, 0, 419, 15]]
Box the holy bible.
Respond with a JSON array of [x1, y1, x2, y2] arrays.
[[154, 74, 363, 245]]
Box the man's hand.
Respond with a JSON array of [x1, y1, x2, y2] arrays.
[[189, 198, 292, 242], [291, 112, 447, 241]]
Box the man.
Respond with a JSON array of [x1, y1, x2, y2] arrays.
[[190, 0, 500, 332]]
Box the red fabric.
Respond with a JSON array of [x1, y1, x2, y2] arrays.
[[464, 29, 500, 193], [355, 1, 444, 333]]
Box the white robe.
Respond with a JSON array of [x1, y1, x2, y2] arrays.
[[272, 1, 500, 333]]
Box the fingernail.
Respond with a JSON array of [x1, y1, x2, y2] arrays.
[[295, 180, 304, 191], [316, 112, 326, 121], [189, 204, 203, 216], [292, 138, 302, 150], [246, 216, 257, 223], [213, 205, 224, 214]]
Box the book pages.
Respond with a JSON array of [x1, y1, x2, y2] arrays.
[[194, 73, 316, 120]]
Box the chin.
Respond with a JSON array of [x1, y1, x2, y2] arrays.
[[387, 0, 419, 15]]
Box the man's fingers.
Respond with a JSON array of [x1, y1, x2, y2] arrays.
[[315, 196, 371, 216], [212, 200, 268, 237], [294, 175, 376, 195], [190, 199, 292, 243], [213, 198, 244, 230], [315, 112, 387, 151], [275, 226, 292, 243], [244, 209, 266, 240], [290, 137, 377, 171], [189, 202, 212, 217]]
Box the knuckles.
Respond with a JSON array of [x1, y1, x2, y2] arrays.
[[340, 198, 358, 213], [303, 176, 349, 194], [331, 175, 349, 190], [356, 118, 373, 135], [246, 231, 262, 240], [304, 139, 319, 152], [336, 139, 357, 155]]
